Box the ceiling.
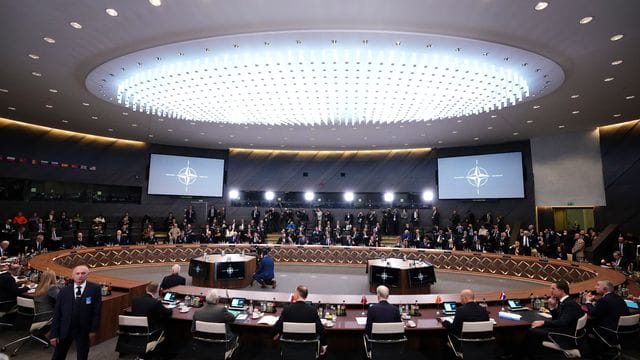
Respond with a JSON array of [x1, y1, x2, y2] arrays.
[[0, 0, 638, 150]]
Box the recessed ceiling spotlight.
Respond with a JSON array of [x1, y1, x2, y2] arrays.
[[8, 107, 16, 111], [456, 119, 463, 123], [487, 126, 493, 130], [579, 16, 593, 24], [82, 102, 90, 106], [167, 129, 173, 132], [610, 34, 624, 41], [625, 95, 635, 100], [122, 112, 128, 115], [148, 0, 162, 6], [107, 128, 114, 132], [473, 137, 479, 140], [452, 130, 458, 134], [91, 116, 98, 119], [131, 123, 137, 127], [45, 104, 53, 108], [613, 114, 622, 117], [49, 89, 58, 93], [31, 71, 42, 77], [611, 60, 623, 66], [217, 141, 222, 144], [437, 140, 443, 144], [604, 77, 615, 82], [158, 118, 164, 121], [0, 88, 8, 93], [105, 8, 118, 16], [558, 125, 565, 128], [572, 110, 580, 114], [199, 132, 205, 135], [148, 134, 154, 138], [491, 115, 497, 118], [526, 120, 534, 123], [570, 94, 580, 99], [61, 119, 69, 123], [28, 54, 40, 60], [533, 105, 540, 109], [534, 2, 549, 11], [43, 37, 56, 44], [513, 132, 519, 135], [184, 139, 189, 142], [69, 21, 82, 29]]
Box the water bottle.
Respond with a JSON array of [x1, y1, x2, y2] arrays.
[[185, 295, 192, 307], [248, 300, 254, 314], [533, 296, 540, 310]]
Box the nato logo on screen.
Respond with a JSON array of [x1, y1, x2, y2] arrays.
[[148, 154, 224, 197], [437, 152, 524, 199]]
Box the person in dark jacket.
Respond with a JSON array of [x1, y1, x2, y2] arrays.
[[132, 282, 172, 332], [159, 264, 186, 295], [252, 247, 276, 288], [0, 264, 29, 312], [49, 265, 102, 360], [583, 280, 629, 353], [441, 289, 489, 348], [365, 285, 402, 336], [273, 285, 327, 356]]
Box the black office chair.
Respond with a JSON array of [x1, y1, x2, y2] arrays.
[[363, 322, 407, 360], [182, 320, 239, 360], [542, 313, 588, 358], [279, 322, 320, 360], [592, 313, 640, 360], [0, 300, 16, 329], [447, 320, 496, 360], [115, 315, 165, 358], [0, 297, 52, 356]]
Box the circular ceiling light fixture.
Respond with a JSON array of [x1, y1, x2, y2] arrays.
[[87, 31, 563, 127]]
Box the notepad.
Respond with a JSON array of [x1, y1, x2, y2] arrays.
[[537, 312, 552, 319], [498, 311, 521, 321], [257, 315, 279, 325], [235, 313, 248, 321], [355, 317, 367, 325]]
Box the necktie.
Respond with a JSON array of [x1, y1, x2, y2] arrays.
[[620, 244, 623, 255], [76, 286, 82, 298]]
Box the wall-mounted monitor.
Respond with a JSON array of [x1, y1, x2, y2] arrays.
[[437, 152, 525, 199], [369, 266, 400, 288], [148, 154, 224, 197]]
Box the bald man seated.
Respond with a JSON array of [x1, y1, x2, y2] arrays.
[[441, 289, 490, 341], [159, 264, 186, 295]]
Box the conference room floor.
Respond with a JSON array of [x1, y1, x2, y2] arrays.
[[93, 263, 541, 295]]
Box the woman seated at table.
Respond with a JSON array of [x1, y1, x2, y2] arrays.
[[33, 269, 62, 323]]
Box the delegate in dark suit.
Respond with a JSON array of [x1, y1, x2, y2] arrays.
[[159, 268, 186, 294], [50, 266, 102, 360], [442, 301, 489, 338], [584, 281, 629, 347], [192, 291, 237, 349], [365, 300, 401, 336], [0, 267, 29, 311], [273, 301, 327, 346], [131, 293, 172, 332], [528, 297, 584, 354]]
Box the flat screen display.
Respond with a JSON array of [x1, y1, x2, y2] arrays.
[[408, 267, 436, 287], [215, 262, 245, 280], [370, 266, 400, 288], [148, 154, 224, 197], [437, 152, 524, 199], [188, 259, 210, 281]]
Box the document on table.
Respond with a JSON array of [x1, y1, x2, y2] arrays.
[[257, 315, 279, 325], [355, 317, 367, 325]]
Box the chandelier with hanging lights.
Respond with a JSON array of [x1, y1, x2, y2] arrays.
[[87, 31, 563, 126]]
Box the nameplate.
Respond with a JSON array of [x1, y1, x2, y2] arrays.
[[229, 244, 236, 247], [322, 246, 330, 249], [176, 244, 183, 248], [417, 249, 426, 252], [472, 252, 482, 256], [538, 259, 548, 263], [120, 246, 130, 250], [502, 255, 512, 259]]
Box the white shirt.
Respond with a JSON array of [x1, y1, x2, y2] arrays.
[[75, 281, 87, 298]]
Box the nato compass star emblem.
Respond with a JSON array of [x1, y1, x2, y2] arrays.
[[165, 160, 208, 193], [453, 160, 503, 195], [416, 272, 424, 281], [193, 264, 203, 275], [225, 266, 236, 276]]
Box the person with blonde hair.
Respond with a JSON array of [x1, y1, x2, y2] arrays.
[[33, 269, 62, 321]]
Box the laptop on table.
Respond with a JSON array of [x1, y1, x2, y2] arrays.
[[507, 299, 527, 311], [162, 292, 178, 305], [442, 302, 457, 315]]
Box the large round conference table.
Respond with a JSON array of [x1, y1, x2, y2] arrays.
[[29, 243, 626, 352]]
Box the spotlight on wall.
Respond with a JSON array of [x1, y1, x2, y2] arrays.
[[422, 190, 434, 202], [383, 192, 394, 203], [264, 191, 275, 201], [343, 191, 355, 202], [304, 191, 315, 201], [228, 189, 240, 200]]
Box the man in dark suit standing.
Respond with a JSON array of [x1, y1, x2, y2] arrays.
[[441, 289, 489, 345], [583, 280, 629, 353], [365, 285, 401, 336], [50, 264, 102, 360], [159, 264, 186, 295], [527, 280, 584, 359], [273, 285, 327, 356]]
